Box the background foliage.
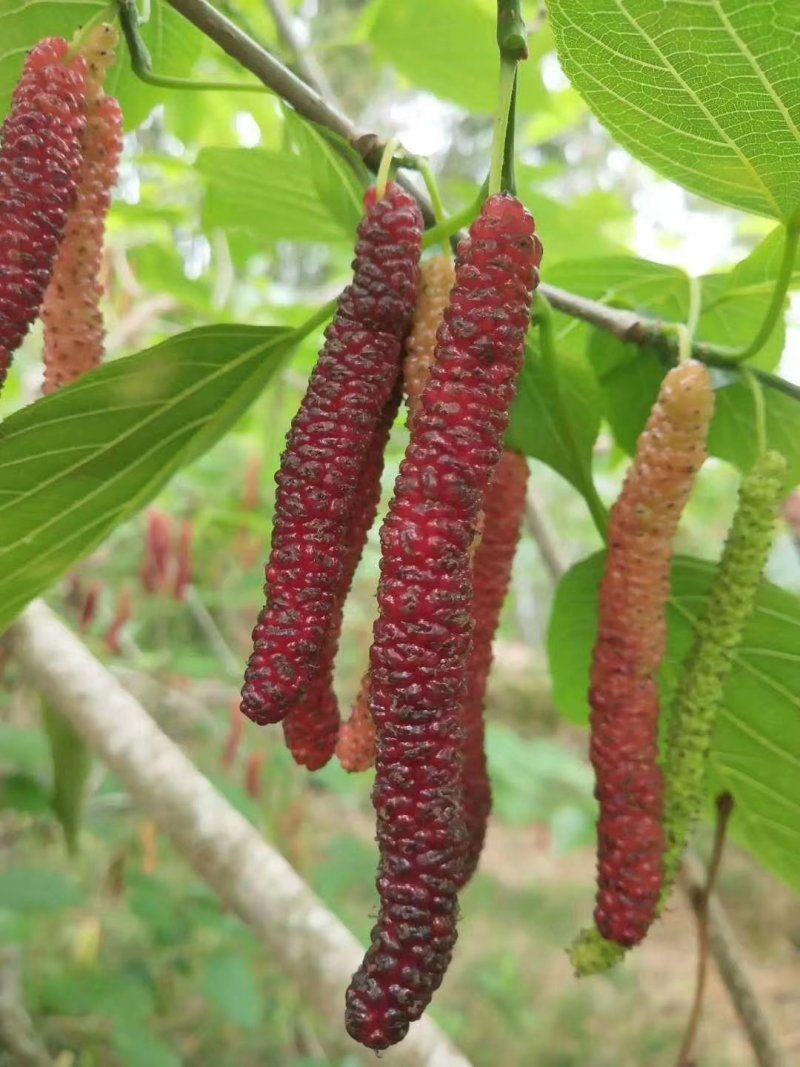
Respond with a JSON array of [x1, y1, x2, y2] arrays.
[[1, 0, 799, 1064]]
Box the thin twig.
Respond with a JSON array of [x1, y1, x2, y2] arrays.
[[676, 793, 734, 1066], [0, 947, 54, 1067], [524, 494, 567, 585], [163, 0, 435, 224], [7, 600, 473, 1067], [680, 850, 787, 1067], [262, 0, 338, 104]]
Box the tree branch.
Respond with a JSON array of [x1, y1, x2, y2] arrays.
[[0, 947, 54, 1067], [680, 851, 787, 1067], [524, 491, 568, 585], [262, 0, 339, 104], [7, 600, 473, 1067]]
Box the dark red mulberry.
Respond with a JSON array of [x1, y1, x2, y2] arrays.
[[345, 194, 542, 1051], [0, 38, 87, 391], [588, 360, 714, 948], [283, 385, 401, 771], [458, 448, 529, 888], [241, 184, 423, 726], [42, 25, 122, 394]]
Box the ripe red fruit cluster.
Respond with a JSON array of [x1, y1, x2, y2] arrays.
[[0, 38, 88, 390], [42, 25, 123, 393], [345, 194, 541, 1050], [588, 360, 714, 947], [240, 188, 541, 1049], [241, 183, 424, 725], [459, 448, 529, 886]]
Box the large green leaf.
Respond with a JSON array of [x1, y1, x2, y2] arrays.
[[0, 0, 205, 130], [548, 0, 800, 221], [0, 325, 293, 634], [548, 552, 800, 894], [198, 147, 360, 244], [366, 0, 545, 114], [548, 251, 786, 370], [507, 338, 602, 494], [589, 333, 800, 490]]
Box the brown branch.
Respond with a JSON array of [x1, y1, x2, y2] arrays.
[[7, 600, 473, 1067], [262, 0, 339, 104], [680, 850, 787, 1067], [163, 0, 435, 224], [676, 793, 734, 1067], [0, 947, 54, 1067], [524, 493, 567, 585]]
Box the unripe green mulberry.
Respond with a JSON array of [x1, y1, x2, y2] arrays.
[[662, 449, 787, 893]]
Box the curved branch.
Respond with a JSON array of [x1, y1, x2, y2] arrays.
[[7, 600, 473, 1067], [680, 852, 787, 1067]]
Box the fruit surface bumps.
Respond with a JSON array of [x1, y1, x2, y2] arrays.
[[42, 24, 122, 394], [404, 255, 456, 429], [588, 360, 714, 948], [283, 386, 402, 771], [335, 257, 457, 774], [345, 194, 541, 1051], [403, 254, 530, 886], [662, 448, 787, 893], [241, 183, 423, 726], [0, 38, 87, 391], [458, 448, 529, 887]]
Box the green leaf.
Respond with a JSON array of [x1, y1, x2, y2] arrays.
[[710, 370, 800, 490], [367, 0, 545, 114], [42, 703, 92, 855], [284, 110, 370, 232], [590, 338, 800, 490], [0, 869, 82, 912], [198, 147, 360, 244], [0, 773, 50, 815], [548, 552, 800, 894], [204, 952, 263, 1030], [0, 325, 293, 634], [113, 1028, 181, 1067], [0, 1, 205, 130], [507, 337, 602, 493], [548, 0, 800, 220]]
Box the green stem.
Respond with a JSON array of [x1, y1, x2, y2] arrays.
[[410, 158, 446, 224], [496, 0, 528, 60], [535, 294, 609, 542], [744, 369, 768, 458], [376, 137, 400, 199], [118, 0, 268, 91], [292, 299, 336, 342], [488, 57, 517, 197], [422, 199, 482, 249], [732, 220, 799, 362]]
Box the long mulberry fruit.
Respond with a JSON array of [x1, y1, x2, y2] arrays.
[[336, 671, 376, 773], [335, 257, 457, 774], [405, 254, 529, 884], [241, 184, 423, 726], [404, 255, 456, 429], [662, 448, 786, 892], [588, 360, 714, 948], [458, 448, 529, 887], [345, 194, 541, 1051], [0, 38, 87, 391], [283, 385, 402, 771], [42, 25, 122, 394]]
